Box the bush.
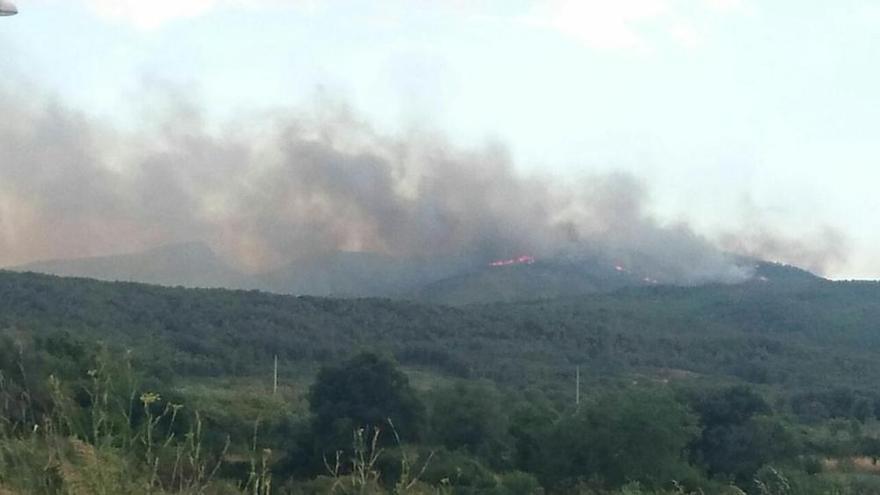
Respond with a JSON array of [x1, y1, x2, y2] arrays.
[[308, 352, 426, 455], [540, 389, 699, 490], [428, 381, 512, 466], [496, 471, 543, 495]]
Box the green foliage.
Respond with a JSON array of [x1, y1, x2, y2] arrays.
[[541, 389, 699, 489], [308, 353, 425, 453], [495, 471, 543, 495], [418, 448, 498, 492], [0, 346, 242, 494], [689, 387, 798, 482], [5, 271, 880, 396], [690, 386, 770, 428], [791, 388, 878, 423], [508, 397, 556, 476], [9, 272, 880, 493], [697, 416, 799, 483], [428, 381, 512, 465]]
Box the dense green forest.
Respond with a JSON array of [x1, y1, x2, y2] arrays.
[[4, 268, 880, 493]]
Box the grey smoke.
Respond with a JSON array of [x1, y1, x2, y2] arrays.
[[719, 225, 848, 277], [0, 82, 774, 284]]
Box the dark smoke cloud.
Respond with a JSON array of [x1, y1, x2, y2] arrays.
[[0, 81, 754, 283]]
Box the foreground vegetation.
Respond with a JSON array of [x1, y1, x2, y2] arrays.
[[4, 269, 880, 493], [5, 334, 880, 494]]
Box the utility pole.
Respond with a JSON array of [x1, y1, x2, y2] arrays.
[[273, 355, 278, 396], [575, 365, 580, 406]]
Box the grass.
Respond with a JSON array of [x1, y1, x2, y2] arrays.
[[0, 348, 273, 495], [175, 376, 308, 423]]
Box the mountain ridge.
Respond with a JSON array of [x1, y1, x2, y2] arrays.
[[7, 242, 827, 304]]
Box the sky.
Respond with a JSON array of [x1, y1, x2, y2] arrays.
[[1, 0, 878, 278]]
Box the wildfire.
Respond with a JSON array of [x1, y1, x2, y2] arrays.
[[489, 255, 536, 267]]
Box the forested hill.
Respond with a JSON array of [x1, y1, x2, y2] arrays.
[[10, 242, 795, 303], [2, 269, 880, 393]]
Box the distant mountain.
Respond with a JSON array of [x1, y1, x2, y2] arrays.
[[415, 257, 649, 305], [256, 251, 684, 302], [10, 242, 246, 289], [8, 243, 826, 304], [749, 260, 826, 286], [413, 256, 823, 305], [256, 251, 481, 297]]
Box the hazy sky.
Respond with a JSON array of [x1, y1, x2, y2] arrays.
[[1, 0, 879, 278]]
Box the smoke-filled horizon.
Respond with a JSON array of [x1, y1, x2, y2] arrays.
[[0, 82, 848, 282]]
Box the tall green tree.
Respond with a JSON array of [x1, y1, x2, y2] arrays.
[[690, 386, 797, 482], [428, 381, 512, 465], [308, 352, 425, 452], [541, 389, 699, 489]]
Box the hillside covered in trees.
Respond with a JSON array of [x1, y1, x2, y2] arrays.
[[4, 268, 880, 493], [1, 266, 876, 391]]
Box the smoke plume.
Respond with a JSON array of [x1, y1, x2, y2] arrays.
[[719, 226, 848, 277], [0, 81, 760, 283]]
